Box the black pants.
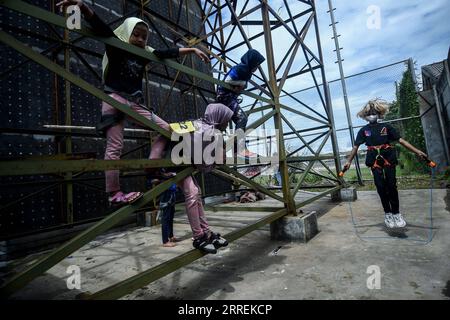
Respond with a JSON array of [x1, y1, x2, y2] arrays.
[[232, 105, 248, 131], [232, 106, 248, 152], [159, 189, 175, 244], [371, 165, 399, 214]]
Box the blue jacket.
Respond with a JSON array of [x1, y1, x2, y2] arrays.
[[224, 49, 265, 86]]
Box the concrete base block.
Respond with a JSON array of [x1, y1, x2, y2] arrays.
[[331, 187, 358, 202], [342, 187, 358, 201], [270, 211, 319, 242], [331, 190, 341, 202], [137, 211, 156, 227]]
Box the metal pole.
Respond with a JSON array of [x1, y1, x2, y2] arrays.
[[406, 58, 418, 139], [408, 58, 419, 91], [63, 12, 73, 224], [261, 0, 296, 214], [325, 82, 343, 175], [312, 1, 342, 179], [217, 0, 238, 200], [327, 0, 363, 185]]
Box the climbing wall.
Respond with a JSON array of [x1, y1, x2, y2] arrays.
[[0, 0, 232, 238]]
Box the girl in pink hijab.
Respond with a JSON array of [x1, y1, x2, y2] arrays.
[[174, 103, 233, 254]]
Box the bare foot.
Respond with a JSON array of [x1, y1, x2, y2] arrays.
[[169, 237, 180, 242], [162, 242, 176, 247]]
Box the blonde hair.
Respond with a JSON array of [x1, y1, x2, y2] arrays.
[[356, 99, 390, 119]]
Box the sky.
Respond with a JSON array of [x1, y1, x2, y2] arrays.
[[316, 0, 450, 82], [204, 0, 450, 155], [315, 0, 450, 153]]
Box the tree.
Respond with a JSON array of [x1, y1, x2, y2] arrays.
[[392, 67, 428, 173], [384, 98, 404, 170]]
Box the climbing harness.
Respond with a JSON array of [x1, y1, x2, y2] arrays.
[[367, 144, 393, 171], [339, 157, 437, 246]]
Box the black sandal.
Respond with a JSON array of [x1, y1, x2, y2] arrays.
[[210, 232, 228, 249], [192, 233, 217, 254]]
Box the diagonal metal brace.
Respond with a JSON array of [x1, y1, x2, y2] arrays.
[[0, 30, 171, 138], [0, 0, 273, 105], [0, 167, 194, 298]]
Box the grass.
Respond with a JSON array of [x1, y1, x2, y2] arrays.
[[249, 166, 449, 192], [342, 167, 448, 191]]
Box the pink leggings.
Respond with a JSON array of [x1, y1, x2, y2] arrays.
[[102, 93, 210, 239], [102, 93, 169, 193], [178, 176, 210, 239]]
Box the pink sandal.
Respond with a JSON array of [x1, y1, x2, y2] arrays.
[[108, 191, 143, 205]]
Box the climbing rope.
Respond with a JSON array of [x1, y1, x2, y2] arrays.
[[341, 161, 436, 246]]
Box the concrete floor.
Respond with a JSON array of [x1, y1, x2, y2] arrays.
[[4, 188, 450, 300]]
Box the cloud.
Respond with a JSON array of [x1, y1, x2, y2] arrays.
[[206, 0, 450, 153], [316, 0, 450, 78]]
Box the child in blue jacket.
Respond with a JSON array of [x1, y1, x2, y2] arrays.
[[216, 49, 265, 158]]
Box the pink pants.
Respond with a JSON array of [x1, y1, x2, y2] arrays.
[[102, 93, 169, 193], [178, 176, 210, 239], [102, 94, 210, 239]]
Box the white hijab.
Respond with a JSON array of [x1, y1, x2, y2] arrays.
[[101, 17, 154, 79]]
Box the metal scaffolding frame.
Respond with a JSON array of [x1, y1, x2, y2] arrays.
[[0, 0, 344, 299]]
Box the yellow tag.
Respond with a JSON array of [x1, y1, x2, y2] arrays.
[[169, 121, 196, 134]]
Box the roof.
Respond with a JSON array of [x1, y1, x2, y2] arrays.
[[422, 61, 444, 81]]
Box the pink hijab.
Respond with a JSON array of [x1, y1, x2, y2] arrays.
[[191, 103, 234, 171], [202, 103, 234, 128]]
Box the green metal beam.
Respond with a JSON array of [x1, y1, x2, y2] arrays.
[[1, 0, 321, 119], [84, 207, 288, 300], [286, 156, 336, 162], [0, 159, 185, 176], [211, 169, 261, 193], [216, 166, 285, 202], [288, 163, 339, 183], [0, 167, 194, 298], [280, 113, 340, 186], [224, 160, 273, 168], [0, 156, 321, 177], [245, 104, 273, 115], [281, 104, 330, 126], [0, 30, 171, 138], [259, 1, 296, 215], [246, 109, 277, 132], [295, 185, 343, 209], [291, 132, 330, 196], [205, 205, 284, 212], [1, 153, 97, 161], [223, 109, 277, 153], [0, 0, 347, 302], [84, 185, 343, 300], [292, 160, 318, 196], [63, 26, 74, 225], [212, 167, 251, 183]]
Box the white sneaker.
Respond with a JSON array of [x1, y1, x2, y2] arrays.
[[384, 213, 395, 229], [392, 213, 406, 228]]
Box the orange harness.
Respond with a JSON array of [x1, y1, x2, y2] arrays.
[[367, 144, 393, 169]]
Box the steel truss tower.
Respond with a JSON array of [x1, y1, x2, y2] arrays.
[[0, 0, 343, 299]]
